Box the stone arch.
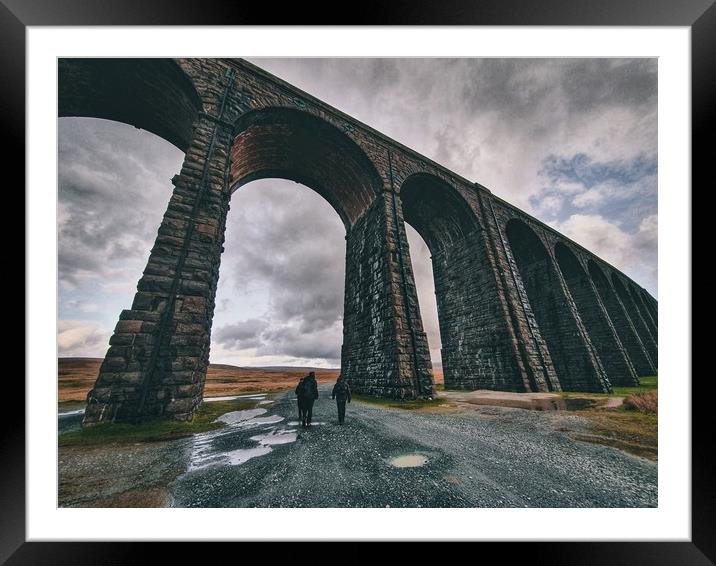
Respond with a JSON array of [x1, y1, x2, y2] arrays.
[[641, 289, 658, 325], [58, 58, 201, 151], [555, 243, 638, 386], [400, 174, 526, 391], [629, 283, 658, 335], [228, 108, 431, 399], [229, 107, 383, 228], [611, 274, 658, 365], [588, 261, 656, 376], [506, 220, 607, 392]]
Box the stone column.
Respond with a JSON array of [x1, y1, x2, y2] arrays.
[[555, 249, 639, 387], [538, 251, 612, 393], [641, 291, 658, 327], [83, 78, 237, 425], [341, 191, 434, 399], [630, 285, 658, 338], [588, 263, 656, 376], [476, 190, 559, 392], [612, 276, 658, 367]]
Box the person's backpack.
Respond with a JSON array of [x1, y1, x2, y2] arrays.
[[296, 379, 307, 397], [297, 377, 311, 397]]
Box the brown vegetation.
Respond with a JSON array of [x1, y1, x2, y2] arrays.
[[58, 358, 339, 402], [623, 391, 658, 414]]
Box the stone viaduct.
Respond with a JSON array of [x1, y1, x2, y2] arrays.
[[58, 58, 658, 426]]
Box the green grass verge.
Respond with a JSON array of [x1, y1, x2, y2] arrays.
[[58, 398, 258, 447], [610, 375, 657, 396], [573, 407, 658, 460], [353, 394, 448, 410], [558, 375, 658, 398]]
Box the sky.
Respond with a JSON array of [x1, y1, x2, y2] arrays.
[[58, 58, 658, 368]]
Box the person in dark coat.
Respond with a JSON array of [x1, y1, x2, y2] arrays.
[[331, 375, 351, 425], [297, 371, 319, 427], [294, 376, 307, 423]]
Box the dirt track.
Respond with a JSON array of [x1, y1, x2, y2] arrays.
[[59, 385, 657, 508]]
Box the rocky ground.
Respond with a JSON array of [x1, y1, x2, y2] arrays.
[[58, 385, 657, 508]]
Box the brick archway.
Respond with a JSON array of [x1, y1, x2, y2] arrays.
[[555, 243, 639, 386], [400, 174, 527, 392], [229, 107, 382, 228], [506, 220, 610, 393], [588, 261, 656, 376], [58, 58, 201, 151]]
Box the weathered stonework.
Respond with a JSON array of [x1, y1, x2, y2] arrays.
[[58, 58, 657, 425]]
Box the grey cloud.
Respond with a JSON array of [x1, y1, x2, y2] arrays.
[[258, 323, 342, 362], [58, 118, 182, 287], [223, 179, 346, 336], [214, 318, 270, 350], [561, 59, 657, 113], [458, 59, 656, 120]]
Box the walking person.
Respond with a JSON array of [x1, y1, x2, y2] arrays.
[[295, 376, 307, 424], [297, 371, 319, 427], [331, 375, 351, 425]]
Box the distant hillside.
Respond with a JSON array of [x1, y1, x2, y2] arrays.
[[58, 358, 340, 402], [58, 358, 442, 403]]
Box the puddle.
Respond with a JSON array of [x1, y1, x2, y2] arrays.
[[563, 398, 598, 410], [203, 394, 267, 403], [248, 415, 284, 425], [188, 409, 292, 471], [250, 430, 298, 446], [215, 408, 267, 425], [225, 446, 273, 466], [58, 408, 85, 417], [531, 397, 598, 411], [389, 454, 428, 468]]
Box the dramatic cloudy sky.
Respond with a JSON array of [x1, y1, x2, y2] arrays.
[[58, 58, 657, 368]]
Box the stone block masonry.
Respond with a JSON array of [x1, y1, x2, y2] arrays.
[[58, 58, 656, 425]]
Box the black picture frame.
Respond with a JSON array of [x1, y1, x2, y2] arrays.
[[7, 1, 708, 562]]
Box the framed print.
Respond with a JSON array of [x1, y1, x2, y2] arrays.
[[8, 0, 710, 563]]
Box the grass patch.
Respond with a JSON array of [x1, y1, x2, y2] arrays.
[[557, 375, 658, 398], [58, 398, 258, 447], [557, 375, 658, 459], [611, 375, 658, 397], [353, 394, 448, 411], [572, 407, 657, 460]]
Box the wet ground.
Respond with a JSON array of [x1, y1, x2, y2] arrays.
[[58, 386, 657, 508]]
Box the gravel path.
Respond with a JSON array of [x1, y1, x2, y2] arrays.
[[168, 385, 657, 508]]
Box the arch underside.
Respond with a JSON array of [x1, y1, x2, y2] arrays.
[[401, 175, 525, 391], [555, 244, 638, 386], [507, 220, 606, 392], [229, 108, 382, 228], [588, 261, 656, 376], [612, 274, 658, 365], [58, 58, 201, 152]]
